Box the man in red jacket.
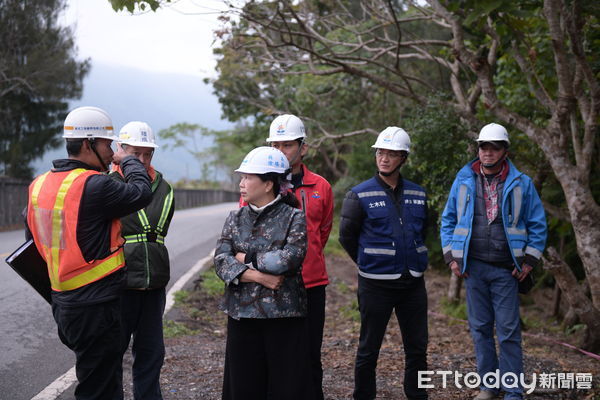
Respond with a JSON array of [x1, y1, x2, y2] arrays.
[[240, 114, 334, 399]]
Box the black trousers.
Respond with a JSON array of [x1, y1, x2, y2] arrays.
[[222, 316, 314, 400], [52, 299, 122, 400], [306, 285, 326, 400], [354, 275, 428, 400], [117, 288, 166, 400]]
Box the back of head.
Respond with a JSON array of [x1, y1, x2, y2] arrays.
[[63, 106, 116, 141]]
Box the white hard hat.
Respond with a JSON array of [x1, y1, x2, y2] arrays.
[[63, 106, 116, 140], [372, 126, 411, 152], [477, 123, 510, 145], [266, 114, 306, 142], [235, 146, 290, 174], [119, 121, 159, 148]]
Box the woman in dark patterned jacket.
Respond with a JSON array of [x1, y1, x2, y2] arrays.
[[214, 146, 313, 400]]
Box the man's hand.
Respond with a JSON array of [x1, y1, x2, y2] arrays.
[[112, 144, 129, 165], [449, 260, 468, 278], [512, 263, 533, 282]]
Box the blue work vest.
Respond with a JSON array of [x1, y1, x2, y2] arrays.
[[353, 177, 428, 279]]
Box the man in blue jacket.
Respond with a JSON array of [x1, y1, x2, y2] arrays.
[[340, 127, 429, 400], [441, 123, 547, 400]]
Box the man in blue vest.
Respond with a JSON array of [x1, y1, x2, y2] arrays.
[[440, 123, 547, 400], [339, 127, 429, 400]]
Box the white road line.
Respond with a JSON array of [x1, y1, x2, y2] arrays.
[[30, 250, 215, 400], [30, 368, 76, 400]]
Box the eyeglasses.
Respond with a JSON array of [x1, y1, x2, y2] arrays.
[[375, 149, 406, 159]]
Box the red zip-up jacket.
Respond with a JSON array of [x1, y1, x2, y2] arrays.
[[239, 163, 334, 288]]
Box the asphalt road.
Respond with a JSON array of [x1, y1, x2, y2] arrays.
[[0, 202, 236, 400]]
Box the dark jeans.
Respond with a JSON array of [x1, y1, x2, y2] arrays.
[[465, 258, 523, 399], [52, 299, 122, 400], [117, 288, 166, 400], [223, 316, 314, 400], [354, 275, 428, 400], [306, 285, 326, 400]]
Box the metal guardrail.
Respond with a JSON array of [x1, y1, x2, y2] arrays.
[[173, 188, 239, 210], [0, 176, 238, 231], [0, 177, 29, 230]]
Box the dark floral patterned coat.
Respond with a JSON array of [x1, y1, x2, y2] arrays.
[[214, 199, 307, 319]]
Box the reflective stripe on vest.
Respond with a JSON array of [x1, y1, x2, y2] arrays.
[[124, 233, 165, 244], [132, 184, 173, 239], [29, 169, 125, 291], [156, 186, 174, 233], [137, 209, 151, 232]]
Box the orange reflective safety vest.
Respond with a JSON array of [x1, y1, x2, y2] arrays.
[[27, 168, 125, 291]]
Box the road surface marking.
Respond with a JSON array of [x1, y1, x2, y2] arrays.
[[30, 250, 215, 400], [30, 368, 76, 400]]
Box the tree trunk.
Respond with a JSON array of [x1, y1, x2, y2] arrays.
[[552, 285, 561, 318], [562, 306, 579, 330], [447, 274, 462, 303], [548, 155, 600, 311], [544, 247, 600, 352]]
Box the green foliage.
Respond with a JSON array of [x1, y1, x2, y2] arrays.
[[399, 94, 472, 267], [0, 0, 89, 178], [565, 323, 586, 336], [208, 1, 453, 183], [173, 289, 190, 305], [163, 320, 198, 338], [520, 314, 544, 331], [158, 122, 235, 184], [335, 280, 352, 295], [199, 267, 225, 297], [115, 0, 598, 299], [440, 297, 468, 323], [108, 0, 168, 12], [340, 298, 361, 322], [324, 215, 347, 257], [402, 94, 473, 216]]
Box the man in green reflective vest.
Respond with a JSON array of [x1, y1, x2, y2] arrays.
[[111, 121, 175, 400]]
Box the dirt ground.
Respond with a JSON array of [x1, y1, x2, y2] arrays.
[[122, 255, 600, 399]]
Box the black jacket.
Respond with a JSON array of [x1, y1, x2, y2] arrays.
[[26, 156, 152, 305]]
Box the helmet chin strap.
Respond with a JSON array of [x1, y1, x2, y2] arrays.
[[88, 139, 108, 172], [288, 139, 305, 169]]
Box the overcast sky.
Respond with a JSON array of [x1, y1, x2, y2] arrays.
[[34, 0, 238, 180], [62, 0, 230, 77]]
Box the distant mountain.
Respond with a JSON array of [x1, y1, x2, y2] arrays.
[[32, 62, 232, 182]]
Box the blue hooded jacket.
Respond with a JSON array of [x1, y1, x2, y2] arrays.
[[440, 159, 547, 274]]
